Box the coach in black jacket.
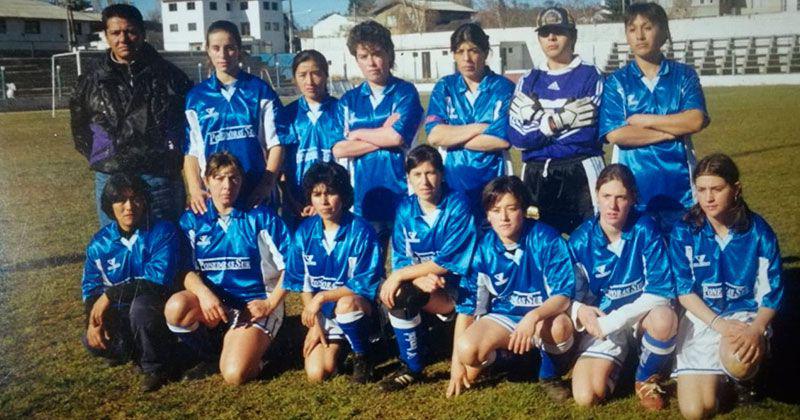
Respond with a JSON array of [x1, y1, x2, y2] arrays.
[[70, 4, 192, 226]]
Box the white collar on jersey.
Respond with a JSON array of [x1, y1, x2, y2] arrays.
[[538, 55, 582, 76]]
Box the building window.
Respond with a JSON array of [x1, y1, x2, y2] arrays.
[[240, 2, 248, 10], [272, 2, 278, 10], [442, 50, 448, 55], [74, 22, 83, 35], [24, 20, 40, 34], [168, 3, 177, 11], [241, 22, 250, 36], [210, 2, 218, 10], [263, 1, 269, 9], [226, 3, 231, 11], [0, 19, 6, 34], [169, 24, 178, 32], [188, 23, 197, 31], [264, 22, 270, 30], [273, 22, 280, 31], [187, 2, 196, 10]]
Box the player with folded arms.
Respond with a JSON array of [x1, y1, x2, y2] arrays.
[[568, 164, 677, 411], [333, 20, 424, 254], [378, 145, 477, 392], [164, 152, 290, 386], [670, 153, 783, 419], [508, 6, 604, 235], [283, 162, 383, 384], [425, 23, 514, 221], [600, 2, 709, 233], [448, 176, 577, 401]]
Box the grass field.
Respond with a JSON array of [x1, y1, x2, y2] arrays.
[[1, 86, 799, 419]]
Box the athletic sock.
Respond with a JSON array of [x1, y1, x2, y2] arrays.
[[636, 332, 676, 382], [538, 335, 575, 381], [337, 310, 370, 356], [388, 313, 425, 374], [167, 322, 216, 361]]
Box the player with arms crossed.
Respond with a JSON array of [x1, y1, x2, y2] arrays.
[[448, 176, 577, 401], [82, 173, 179, 392], [425, 23, 514, 220], [508, 6, 604, 235], [600, 2, 709, 233], [184, 21, 283, 214], [569, 164, 677, 411], [164, 152, 290, 385], [278, 50, 342, 226], [379, 145, 477, 391], [670, 154, 783, 419], [284, 162, 383, 384], [333, 20, 424, 248]]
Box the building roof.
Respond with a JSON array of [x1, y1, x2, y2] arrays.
[[371, 1, 476, 15], [0, 0, 101, 22]]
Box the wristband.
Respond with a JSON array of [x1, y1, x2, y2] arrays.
[[709, 314, 721, 329]]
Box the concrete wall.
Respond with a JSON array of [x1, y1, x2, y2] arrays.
[[302, 11, 800, 81]]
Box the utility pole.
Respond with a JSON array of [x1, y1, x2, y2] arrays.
[[287, 0, 295, 53]]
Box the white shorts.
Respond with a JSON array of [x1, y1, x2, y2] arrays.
[[576, 322, 641, 367], [320, 315, 346, 341], [672, 311, 767, 377], [225, 301, 284, 338], [481, 313, 568, 354]]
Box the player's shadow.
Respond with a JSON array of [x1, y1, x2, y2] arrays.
[[0, 253, 85, 274], [763, 258, 800, 404], [261, 314, 306, 378]]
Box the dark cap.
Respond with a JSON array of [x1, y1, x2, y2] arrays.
[[535, 7, 576, 32]]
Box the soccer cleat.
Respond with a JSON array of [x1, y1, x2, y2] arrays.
[[541, 378, 571, 402], [732, 379, 760, 405], [351, 354, 373, 384], [140, 371, 170, 393], [378, 365, 423, 392], [182, 360, 219, 381], [635, 375, 667, 411]]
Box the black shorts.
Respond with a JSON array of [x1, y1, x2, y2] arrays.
[[522, 155, 605, 235]]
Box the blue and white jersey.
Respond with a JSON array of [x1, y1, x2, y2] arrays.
[[82, 220, 179, 301], [668, 213, 782, 314], [284, 212, 382, 317], [178, 200, 291, 309], [425, 70, 514, 212], [392, 187, 477, 289], [508, 56, 604, 162], [458, 219, 575, 317], [277, 94, 342, 200], [338, 76, 424, 222], [600, 59, 708, 212], [185, 71, 282, 202], [569, 213, 674, 314]]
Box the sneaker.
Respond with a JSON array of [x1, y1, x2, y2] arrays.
[[378, 365, 423, 392], [541, 378, 571, 402], [351, 354, 373, 384], [182, 360, 219, 381], [635, 375, 667, 411], [140, 371, 170, 393]]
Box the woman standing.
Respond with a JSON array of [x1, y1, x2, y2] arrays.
[[425, 23, 514, 219], [184, 20, 283, 214], [600, 2, 709, 233]]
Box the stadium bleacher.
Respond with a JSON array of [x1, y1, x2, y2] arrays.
[[604, 34, 800, 76]]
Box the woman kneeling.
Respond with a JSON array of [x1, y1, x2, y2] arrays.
[[164, 152, 290, 385]]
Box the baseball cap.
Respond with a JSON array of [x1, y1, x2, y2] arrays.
[[535, 7, 576, 32]]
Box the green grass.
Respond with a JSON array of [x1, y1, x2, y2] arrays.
[[1, 86, 799, 418]]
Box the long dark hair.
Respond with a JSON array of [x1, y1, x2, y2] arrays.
[[450, 22, 490, 54], [481, 176, 532, 213], [684, 153, 752, 232], [595, 164, 638, 203], [625, 2, 672, 47]]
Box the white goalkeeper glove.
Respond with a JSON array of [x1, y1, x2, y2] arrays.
[[510, 92, 544, 125], [551, 97, 597, 131]]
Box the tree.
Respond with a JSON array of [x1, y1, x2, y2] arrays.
[[601, 0, 630, 21], [348, 0, 377, 16]]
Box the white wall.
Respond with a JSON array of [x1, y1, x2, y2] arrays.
[[0, 18, 96, 52], [302, 11, 800, 81]]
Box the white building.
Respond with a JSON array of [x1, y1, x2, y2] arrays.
[[0, 0, 101, 54], [312, 13, 362, 38], [161, 0, 286, 53]]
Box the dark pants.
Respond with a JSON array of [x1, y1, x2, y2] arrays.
[[83, 292, 173, 374], [95, 172, 185, 227], [523, 156, 604, 235]]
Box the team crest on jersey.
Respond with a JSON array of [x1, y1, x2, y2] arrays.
[[594, 264, 611, 278], [547, 81, 561, 91], [493, 273, 509, 286], [692, 254, 711, 268], [106, 258, 121, 272], [303, 254, 317, 266], [201, 107, 219, 120], [405, 230, 420, 243], [197, 235, 211, 247]]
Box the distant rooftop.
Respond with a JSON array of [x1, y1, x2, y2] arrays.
[[0, 0, 101, 21], [371, 1, 476, 15]]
